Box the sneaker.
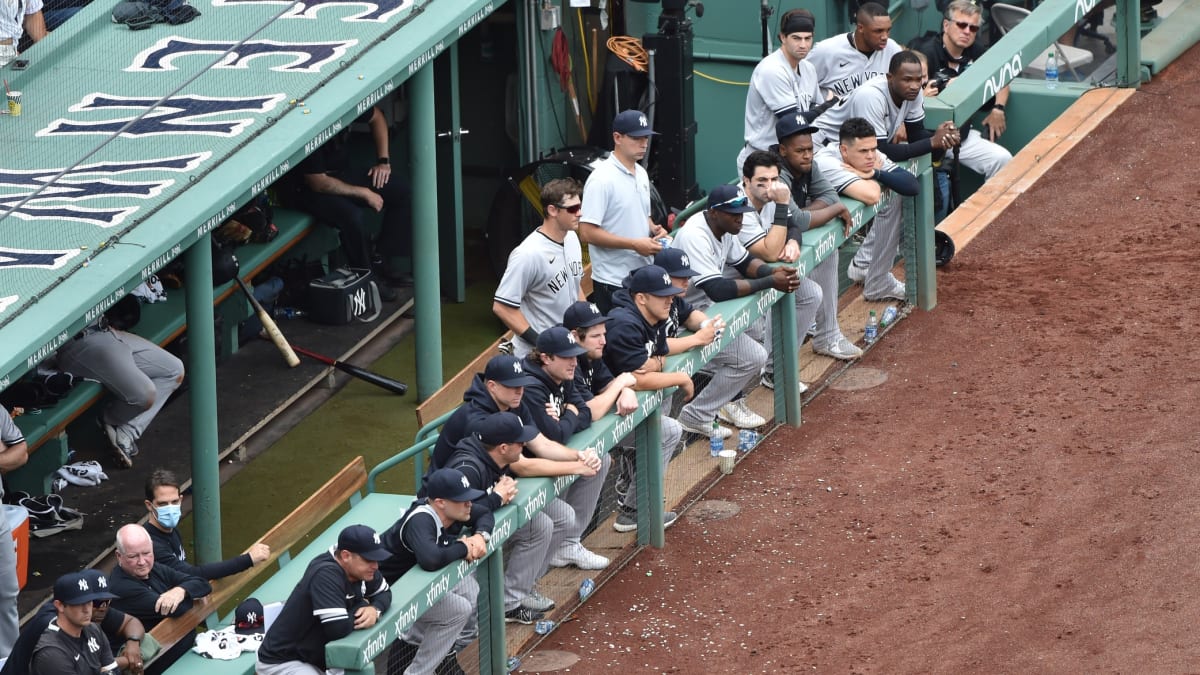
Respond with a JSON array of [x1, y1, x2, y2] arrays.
[[100, 421, 137, 468], [504, 606, 544, 624], [760, 371, 774, 390], [678, 419, 732, 440], [813, 336, 864, 361], [717, 400, 766, 429], [847, 261, 868, 283], [520, 589, 555, 612], [865, 277, 906, 302], [549, 542, 610, 570], [613, 510, 679, 533]]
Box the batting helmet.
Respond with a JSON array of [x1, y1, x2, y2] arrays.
[[935, 230, 955, 267]]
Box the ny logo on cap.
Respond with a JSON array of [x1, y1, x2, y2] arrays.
[[681, 254, 690, 267], [566, 333, 578, 344], [638, 114, 648, 127], [460, 475, 470, 488], [661, 273, 670, 285], [589, 303, 600, 314], [795, 113, 803, 126], [245, 611, 259, 624], [513, 362, 523, 373], [96, 577, 107, 588], [78, 579, 89, 591], [372, 532, 382, 545]]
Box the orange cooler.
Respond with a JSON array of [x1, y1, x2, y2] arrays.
[[3, 505, 29, 589]]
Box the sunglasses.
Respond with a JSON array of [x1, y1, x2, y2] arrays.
[[712, 194, 748, 210], [553, 203, 582, 214], [93, 599, 110, 608], [951, 20, 980, 33]]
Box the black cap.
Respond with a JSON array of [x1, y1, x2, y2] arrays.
[[536, 326, 588, 357], [628, 265, 685, 297], [483, 354, 538, 387], [563, 301, 607, 330], [775, 112, 820, 142], [707, 184, 755, 214], [653, 248, 699, 278], [472, 411, 539, 446], [336, 524, 392, 561], [612, 110, 658, 137], [425, 468, 488, 502], [234, 598, 265, 635], [54, 571, 119, 605]]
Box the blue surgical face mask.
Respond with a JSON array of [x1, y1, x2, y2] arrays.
[[155, 504, 182, 529]]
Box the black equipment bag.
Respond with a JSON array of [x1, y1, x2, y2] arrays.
[[308, 267, 382, 325]]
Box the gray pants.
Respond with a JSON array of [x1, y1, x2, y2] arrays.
[[543, 454, 611, 559], [255, 659, 325, 675], [752, 251, 841, 365], [620, 403, 682, 513], [851, 192, 904, 300], [0, 510, 18, 656], [399, 574, 479, 675], [55, 329, 184, 440], [502, 512, 552, 611], [677, 333, 766, 430]]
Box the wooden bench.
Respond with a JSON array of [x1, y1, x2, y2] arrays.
[[147, 455, 370, 668], [6, 208, 338, 495]]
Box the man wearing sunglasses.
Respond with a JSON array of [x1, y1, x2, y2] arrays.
[[909, 0, 1012, 212], [808, 3, 903, 100], [494, 178, 587, 357]]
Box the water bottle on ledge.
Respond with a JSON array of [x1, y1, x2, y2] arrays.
[[1045, 50, 1059, 89], [709, 420, 724, 457], [865, 311, 878, 344]]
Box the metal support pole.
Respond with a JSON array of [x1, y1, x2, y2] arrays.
[[771, 291, 802, 426], [634, 403, 666, 548], [410, 65, 443, 401], [911, 172, 937, 310], [183, 235, 221, 565], [1115, 0, 1142, 87]]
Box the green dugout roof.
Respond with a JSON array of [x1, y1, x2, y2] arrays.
[[0, 0, 501, 387]]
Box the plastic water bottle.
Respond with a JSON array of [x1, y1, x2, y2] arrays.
[[534, 620, 556, 635], [864, 311, 878, 344], [1045, 50, 1059, 89], [880, 306, 898, 328], [579, 578, 596, 601], [709, 420, 724, 457], [737, 429, 759, 453]]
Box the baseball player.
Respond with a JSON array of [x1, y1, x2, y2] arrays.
[[909, 0, 1013, 218], [0, 406, 26, 657], [580, 110, 669, 313], [493, 178, 587, 357], [256, 525, 392, 675], [562, 301, 640, 420], [812, 118, 920, 302], [29, 571, 119, 675], [380, 468, 490, 675], [735, 9, 834, 174], [652, 248, 766, 429], [739, 146, 862, 369], [807, 2, 903, 100], [668, 185, 803, 401]]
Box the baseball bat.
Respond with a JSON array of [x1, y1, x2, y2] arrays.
[[235, 277, 301, 368], [290, 344, 408, 396]]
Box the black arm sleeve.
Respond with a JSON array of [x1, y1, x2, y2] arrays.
[[878, 126, 936, 162], [697, 277, 741, 302], [875, 167, 921, 196], [799, 96, 840, 122]]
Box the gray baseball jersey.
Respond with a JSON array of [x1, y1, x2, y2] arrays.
[[738, 201, 777, 251], [812, 143, 899, 194], [743, 49, 823, 152], [494, 229, 585, 352], [807, 33, 904, 98], [580, 153, 653, 286], [671, 212, 750, 310], [813, 74, 925, 145]]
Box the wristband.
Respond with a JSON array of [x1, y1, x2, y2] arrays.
[[127, 637, 142, 643], [993, 104, 1005, 112], [377, 157, 390, 165], [520, 327, 539, 345]]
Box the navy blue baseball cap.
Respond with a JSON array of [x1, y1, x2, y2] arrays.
[[629, 265, 685, 297], [337, 524, 392, 561], [707, 184, 755, 214], [776, 112, 819, 142], [425, 468, 487, 502], [472, 411, 539, 446], [55, 571, 119, 605], [234, 598, 265, 635], [536, 326, 588, 357], [654, 248, 698, 278], [484, 354, 538, 387], [563, 301, 607, 330], [612, 110, 658, 137]]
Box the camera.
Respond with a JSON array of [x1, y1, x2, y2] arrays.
[[930, 75, 950, 93]]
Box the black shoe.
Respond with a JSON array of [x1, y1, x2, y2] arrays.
[[504, 606, 544, 624]]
